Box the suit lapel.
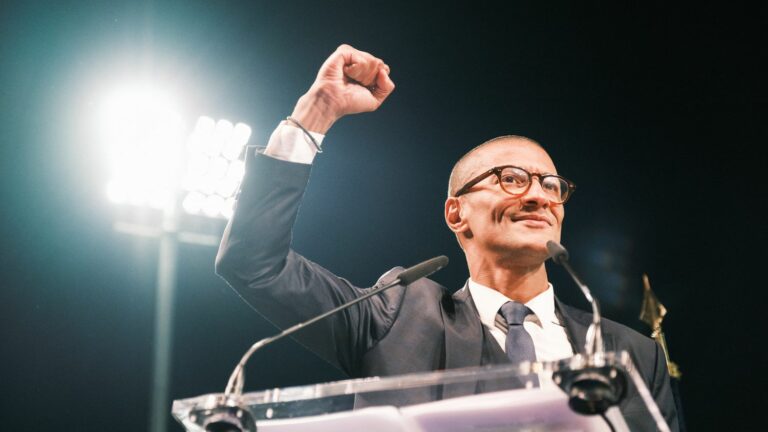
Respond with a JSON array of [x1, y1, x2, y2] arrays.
[[443, 291, 609, 363], [440, 290, 619, 399], [555, 297, 617, 354], [442, 285, 484, 398]]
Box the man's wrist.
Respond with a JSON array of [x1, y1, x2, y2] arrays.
[[290, 87, 339, 134]]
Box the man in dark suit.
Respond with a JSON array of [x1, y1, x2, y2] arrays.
[[215, 44, 678, 430]]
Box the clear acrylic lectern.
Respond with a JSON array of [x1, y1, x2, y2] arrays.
[[173, 350, 670, 432]]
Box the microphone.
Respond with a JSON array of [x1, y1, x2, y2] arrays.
[[546, 241, 626, 415], [546, 241, 600, 355], [194, 256, 449, 432], [397, 255, 450, 285], [546, 240, 569, 265], [224, 254, 448, 397]]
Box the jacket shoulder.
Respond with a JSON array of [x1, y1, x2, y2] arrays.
[[559, 302, 658, 356]]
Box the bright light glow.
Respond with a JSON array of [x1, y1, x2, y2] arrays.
[[222, 197, 237, 220], [182, 191, 206, 215], [224, 123, 252, 160], [101, 83, 185, 211], [202, 194, 225, 218], [100, 83, 250, 219], [181, 116, 252, 219]]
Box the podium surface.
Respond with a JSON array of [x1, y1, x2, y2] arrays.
[[173, 351, 670, 431]]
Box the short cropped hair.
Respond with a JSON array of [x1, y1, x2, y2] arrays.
[[447, 135, 543, 197]]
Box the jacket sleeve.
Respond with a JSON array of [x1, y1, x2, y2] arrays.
[[215, 152, 405, 375], [650, 342, 680, 431]]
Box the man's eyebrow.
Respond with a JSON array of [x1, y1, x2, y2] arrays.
[[498, 164, 558, 176], [519, 166, 558, 176]]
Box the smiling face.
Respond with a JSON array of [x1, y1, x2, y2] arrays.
[[445, 137, 564, 266]]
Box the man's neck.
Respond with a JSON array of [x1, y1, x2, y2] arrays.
[[468, 257, 549, 304]]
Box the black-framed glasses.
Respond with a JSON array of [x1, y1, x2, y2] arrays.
[[453, 165, 576, 204]]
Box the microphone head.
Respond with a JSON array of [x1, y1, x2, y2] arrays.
[[546, 241, 569, 264], [398, 255, 449, 285]]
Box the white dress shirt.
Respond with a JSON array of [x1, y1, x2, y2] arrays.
[[467, 279, 574, 362]]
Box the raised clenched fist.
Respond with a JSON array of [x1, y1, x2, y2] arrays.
[[290, 44, 395, 134]]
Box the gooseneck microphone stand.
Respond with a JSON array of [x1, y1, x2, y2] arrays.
[[546, 241, 627, 416], [194, 255, 449, 432]]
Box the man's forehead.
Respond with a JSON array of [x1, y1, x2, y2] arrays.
[[465, 139, 557, 174]]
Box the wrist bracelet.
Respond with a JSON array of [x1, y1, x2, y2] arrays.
[[285, 116, 323, 153]]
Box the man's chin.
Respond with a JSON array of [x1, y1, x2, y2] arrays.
[[490, 241, 552, 265], [509, 233, 558, 253]]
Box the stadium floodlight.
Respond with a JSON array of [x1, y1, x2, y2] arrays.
[[181, 116, 250, 219], [101, 83, 186, 211], [101, 88, 250, 220], [99, 82, 252, 432]]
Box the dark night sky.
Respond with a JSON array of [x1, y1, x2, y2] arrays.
[[1, 1, 765, 430]]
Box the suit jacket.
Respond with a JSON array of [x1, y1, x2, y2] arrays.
[[216, 152, 679, 431]]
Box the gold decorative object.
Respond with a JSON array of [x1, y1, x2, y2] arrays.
[[639, 274, 681, 379]]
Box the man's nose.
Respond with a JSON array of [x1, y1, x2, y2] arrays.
[[522, 177, 550, 208]]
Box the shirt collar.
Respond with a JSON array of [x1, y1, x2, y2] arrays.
[[466, 278, 559, 329]]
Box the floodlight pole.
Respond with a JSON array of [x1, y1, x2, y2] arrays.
[[113, 202, 221, 432], [149, 200, 179, 432], [112, 200, 223, 432]]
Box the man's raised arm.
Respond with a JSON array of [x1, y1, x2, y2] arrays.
[[216, 44, 394, 285], [213, 47, 398, 375]]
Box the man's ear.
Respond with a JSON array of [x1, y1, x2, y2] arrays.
[[444, 197, 469, 234]]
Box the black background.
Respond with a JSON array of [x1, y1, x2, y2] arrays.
[[1, 1, 765, 430]]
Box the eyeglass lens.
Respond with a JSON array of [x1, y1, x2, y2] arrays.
[[498, 167, 569, 202]]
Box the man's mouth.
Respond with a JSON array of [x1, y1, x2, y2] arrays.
[[510, 214, 552, 226]]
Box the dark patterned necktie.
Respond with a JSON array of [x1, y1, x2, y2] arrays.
[[498, 301, 539, 387]]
